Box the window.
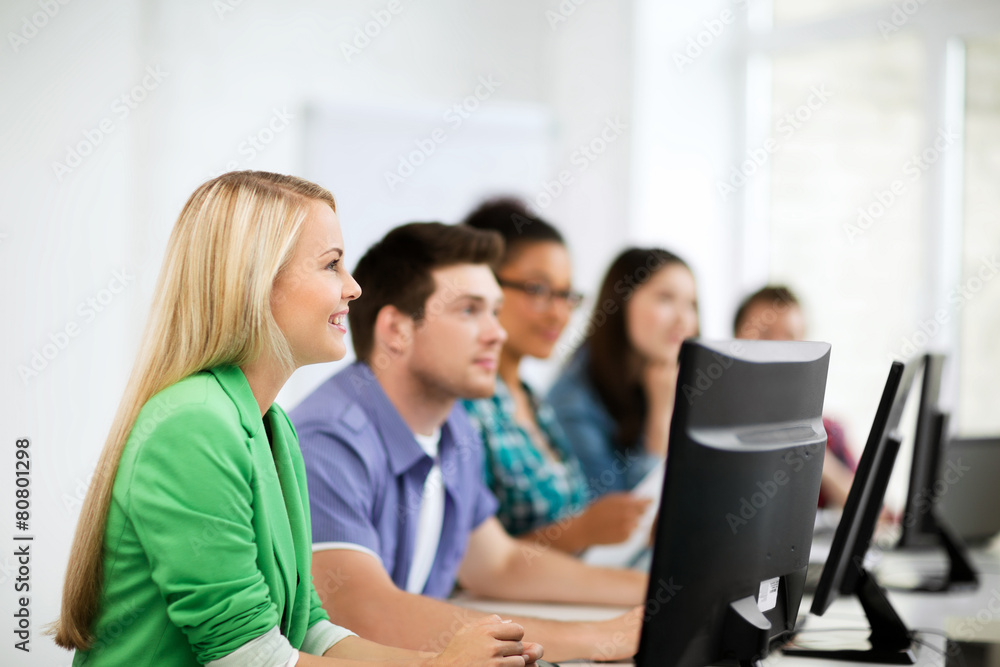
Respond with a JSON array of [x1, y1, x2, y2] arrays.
[[772, 0, 892, 25], [768, 35, 926, 447], [958, 34, 1000, 435], [744, 1, 1000, 447]]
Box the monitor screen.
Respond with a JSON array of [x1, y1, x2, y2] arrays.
[[884, 353, 977, 592], [636, 339, 831, 667], [811, 360, 917, 615], [783, 361, 920, 664], [899, 353, 946, 547]]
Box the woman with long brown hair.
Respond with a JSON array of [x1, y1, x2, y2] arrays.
[[548, 248, 699, 496]]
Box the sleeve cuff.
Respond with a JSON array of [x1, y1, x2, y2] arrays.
[[300, 619, 358, 657], [311, 541, 383, 566], [206, 626, 297, 667]]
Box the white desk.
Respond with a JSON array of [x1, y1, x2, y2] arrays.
[[452, 544, 1000, 666]]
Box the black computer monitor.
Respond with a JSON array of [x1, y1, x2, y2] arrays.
[[899, 353, 945, 547], [784, 361, 918, 664], [636, 339, 831, 667], [894, 354, 978, 592]]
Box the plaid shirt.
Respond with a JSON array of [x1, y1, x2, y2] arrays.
[[463, 379, 590, 537]]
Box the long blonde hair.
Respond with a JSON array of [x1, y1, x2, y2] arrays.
[[52, 171, 336, 651]]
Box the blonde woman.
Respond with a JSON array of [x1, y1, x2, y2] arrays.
[[52, 171, 542, 667]]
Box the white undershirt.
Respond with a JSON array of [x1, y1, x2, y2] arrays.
[[406, 429, 444, 594]]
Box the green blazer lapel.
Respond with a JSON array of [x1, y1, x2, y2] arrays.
[[209, 366, 297, 636], [251, 416, 297, 637], [265, 408, 313, 647]]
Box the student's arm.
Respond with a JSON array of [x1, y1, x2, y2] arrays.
[[294, 617, 539, 666], [820, 455, 854, 509], [518, 493, 651, 553], [313, 548, 638, 663], [819, 417, 857, 511], [641, 359, 679, 457], [460, 517, 646, 606]]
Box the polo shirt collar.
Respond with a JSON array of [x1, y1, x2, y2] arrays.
[[350, 362, 451, 477], [209, 365, 263, 437]]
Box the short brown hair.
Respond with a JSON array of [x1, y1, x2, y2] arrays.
[[732, 285, 801, 336], [349, 222, 504, 362]]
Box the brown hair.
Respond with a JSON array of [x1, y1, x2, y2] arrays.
[[732, 285, 800, 336], [348, 222, 504, 362], [585, 247, 695, 449], [462, 197, 564, 266]]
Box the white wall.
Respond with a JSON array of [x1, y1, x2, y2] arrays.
[[0, 1, 637, 663], [1, 2, 145, 664], [628, 0, 748, 338]]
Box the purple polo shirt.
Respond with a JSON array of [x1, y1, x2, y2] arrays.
[[291, 362, 498, 599]]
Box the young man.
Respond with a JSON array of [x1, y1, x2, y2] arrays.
[[733, 285, 856, 508], [292, 223, 645, 663]]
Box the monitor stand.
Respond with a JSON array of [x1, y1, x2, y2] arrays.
[[893, 413, 980, 592], [722, 596, 771, 667], [784, 569, 916, 664], [890, 511, 979, 593]]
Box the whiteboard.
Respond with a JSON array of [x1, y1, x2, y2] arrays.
[[279, 100, 554, 409]]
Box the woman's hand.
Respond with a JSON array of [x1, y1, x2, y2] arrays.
[[577, 493, 652, 546], [642, 359, 680, 456], [429, 615, 543, 666], [642, 359, 680, 414]]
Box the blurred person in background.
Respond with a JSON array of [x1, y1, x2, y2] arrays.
[[462, 199, 651, 554], [548, 248, 699, 495], [733, 285, 856, 509]]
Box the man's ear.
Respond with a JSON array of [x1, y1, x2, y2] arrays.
[[373, 304, 416, 357]]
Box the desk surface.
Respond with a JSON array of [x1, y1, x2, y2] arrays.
[[453, 544, 1000, 666]]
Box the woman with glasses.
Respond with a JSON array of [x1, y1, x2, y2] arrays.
[[548, 248, 699, 496], [462, 200, 650, 554]]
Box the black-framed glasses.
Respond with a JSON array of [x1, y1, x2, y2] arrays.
[[497, 279, 585, 311]]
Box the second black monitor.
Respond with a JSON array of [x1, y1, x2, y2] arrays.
[[637, 339, 831, 667]]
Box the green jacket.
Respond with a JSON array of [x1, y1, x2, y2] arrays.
[[74, 366, 333, 665]]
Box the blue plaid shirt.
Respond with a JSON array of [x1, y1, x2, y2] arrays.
[[463, 379, 589, 537]]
